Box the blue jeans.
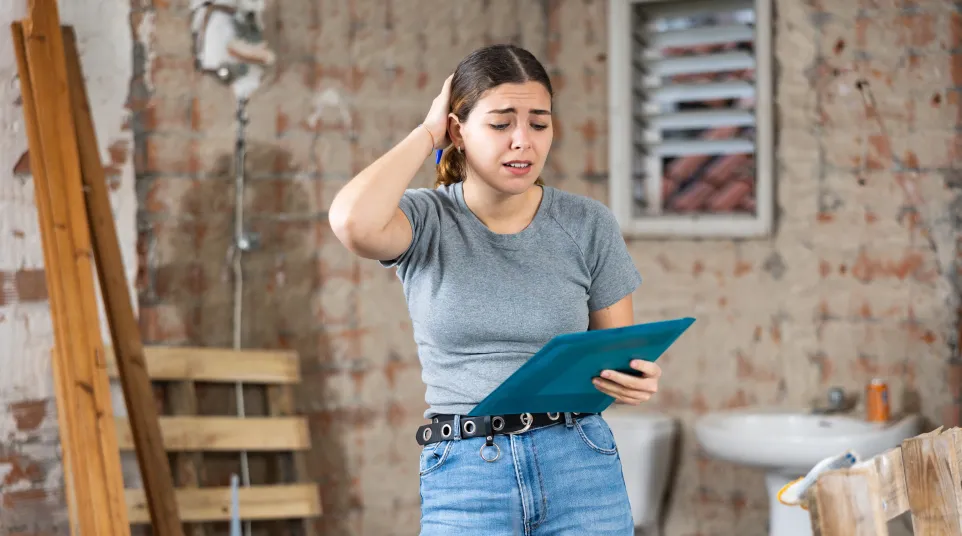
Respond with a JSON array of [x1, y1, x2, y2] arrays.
[[418, 413, 634, 535]]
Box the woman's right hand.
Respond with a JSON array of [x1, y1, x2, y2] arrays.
[[422, 74, 453, 149]]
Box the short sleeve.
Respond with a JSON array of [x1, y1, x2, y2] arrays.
[[379, 189, 439, 278], [585, 205, 642, 311]]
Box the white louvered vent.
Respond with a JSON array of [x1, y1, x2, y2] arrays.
[[608, 0, 773, 238]]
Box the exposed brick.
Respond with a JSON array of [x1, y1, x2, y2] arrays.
[[139, 135, 199, 175], [150, 6, 195, 58], [8, 400, 46, 432], [148, 56, 196, 99], [0, 270, 48, 307], [138, 303, 188, 344], [139, 97, 192, 133], [3, 0, 941, 535]]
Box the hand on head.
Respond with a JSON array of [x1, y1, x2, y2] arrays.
[[422, 74, 453, 150]]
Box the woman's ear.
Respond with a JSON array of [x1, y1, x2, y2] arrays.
[[447, 113, 464, 150]]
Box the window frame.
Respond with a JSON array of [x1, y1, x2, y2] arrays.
[[607, 0, 775, 239]]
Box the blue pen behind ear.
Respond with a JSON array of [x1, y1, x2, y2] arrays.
[[436, 148, 443, 165]]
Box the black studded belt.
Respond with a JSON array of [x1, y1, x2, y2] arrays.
[[415, 412, 596, 447]]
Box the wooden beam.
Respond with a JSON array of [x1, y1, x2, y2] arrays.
[[114, 417, 311, 452], [11, 23, 87, 536], [105, 346, 301, 384], [901, 427, 962, 534], [12, 9, 129, 535], [810, 465, 888, 536], [60, 24, 183, 535], [125, 484, 322, 524]]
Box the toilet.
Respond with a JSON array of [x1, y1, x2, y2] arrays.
[[604, 410, 678, 536]]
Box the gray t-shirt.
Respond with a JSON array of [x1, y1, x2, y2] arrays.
[[381, 181, 642, 418]]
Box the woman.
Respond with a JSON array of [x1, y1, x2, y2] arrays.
[[329, 44, 660, 535]]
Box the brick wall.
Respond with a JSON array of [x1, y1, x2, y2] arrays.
[[629, 1, 962, 531], [134, 1, 961, 534], [0, 0, 959, 534]]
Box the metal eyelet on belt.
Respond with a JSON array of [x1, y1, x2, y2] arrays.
[[492, 416, 505, 431], [509, 413, 534, 435], [422, 427, 432, 442], [441, 423, 452, 438], [548, 412, 559, 420], [463, 420, 476, 435]]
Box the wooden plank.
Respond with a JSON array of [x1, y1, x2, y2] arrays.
[[60, 25, 183, 535], [105, 346, 301, 384], [268, 384, 320, 535], [114, 416, 311, 451], [902, 427, 962, 534], [50, 348, 83, 535], [869, 447, 910, 521], [810, 466, 888, 536], [10, 23, 90, 536], [125, 484, 323, 524], [949, 428, 962, 526], [13, 13, 127, 536]]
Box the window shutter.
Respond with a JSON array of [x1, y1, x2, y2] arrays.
[[631, 0, 758, 215]]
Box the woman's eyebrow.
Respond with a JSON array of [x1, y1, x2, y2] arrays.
[[486, 107, 552, 116]]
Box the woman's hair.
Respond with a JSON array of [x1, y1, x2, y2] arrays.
[[436, 44, 553, 188]]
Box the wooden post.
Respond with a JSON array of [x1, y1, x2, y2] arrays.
[[167, 380, 208, 536], [809, 466, 888, 536], [267, 384, 318, 536], [901, 428, 962, 534]]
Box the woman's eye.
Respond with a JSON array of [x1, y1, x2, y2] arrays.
[[490, 123, 510, 130], [531, 123, 548, 131]]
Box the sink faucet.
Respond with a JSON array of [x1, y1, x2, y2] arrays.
[[811, 387, 847, 415]]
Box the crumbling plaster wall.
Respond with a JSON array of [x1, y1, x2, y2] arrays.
[[0, 0, 959, 535]]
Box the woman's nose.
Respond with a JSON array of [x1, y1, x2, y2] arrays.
[[511, 126, 532, 150]]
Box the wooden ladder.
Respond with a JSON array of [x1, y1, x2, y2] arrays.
[[107, 346, 321, 535], [807, 426, 962, 535]]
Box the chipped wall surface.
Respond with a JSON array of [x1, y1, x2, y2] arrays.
[[0, 0, 959, 535], [0, 0, 137, 533], [135, 1, 960, 535]]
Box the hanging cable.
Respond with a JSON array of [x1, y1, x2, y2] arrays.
[[231, 96, 253, 536]]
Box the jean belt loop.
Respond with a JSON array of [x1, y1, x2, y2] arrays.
[[453, 415, 462, 440], [564, 412, 574, 428]]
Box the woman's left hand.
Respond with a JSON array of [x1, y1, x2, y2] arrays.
[[592, 360, 661, 405]]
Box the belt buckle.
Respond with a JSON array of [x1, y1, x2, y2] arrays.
[[507, 412, 534, 435]]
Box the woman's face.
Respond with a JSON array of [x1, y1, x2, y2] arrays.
[[451, 81, 553, 196]]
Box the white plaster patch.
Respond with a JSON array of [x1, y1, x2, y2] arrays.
[[0, 410, 20, 442], [307, 88, 353, 131], [0, 461, 13, 483], [137, 9, 156, 92], [0, 303, 54, 404]]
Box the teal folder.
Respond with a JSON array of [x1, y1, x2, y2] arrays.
[[467, 316, 695, 417]]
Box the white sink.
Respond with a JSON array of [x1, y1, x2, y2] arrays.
[[694, 409, 923, 473], [693, 409, 923, 536]]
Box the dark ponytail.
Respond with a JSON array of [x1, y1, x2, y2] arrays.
[[435, 146, 466, 187], [434, 44, 551, 189]]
